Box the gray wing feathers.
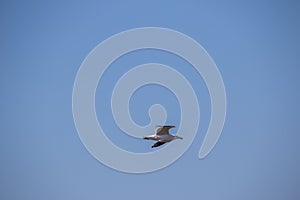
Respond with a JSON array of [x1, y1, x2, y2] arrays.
[[155, 125, 175, 135]]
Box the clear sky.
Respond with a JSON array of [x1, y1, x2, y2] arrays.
[[1, 0, 299, 199]]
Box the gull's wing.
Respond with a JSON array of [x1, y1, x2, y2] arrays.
[[152, 141, 166, 148], [155, 125, 175, 135]]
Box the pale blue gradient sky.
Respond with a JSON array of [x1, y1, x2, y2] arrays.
[[0, 1, 299, 199]]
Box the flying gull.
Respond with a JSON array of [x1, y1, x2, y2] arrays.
[[143, 125, 183, 148]]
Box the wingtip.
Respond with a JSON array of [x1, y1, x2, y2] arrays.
[[156, 125, 175, 128]]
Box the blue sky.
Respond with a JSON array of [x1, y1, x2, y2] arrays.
[[1, 0, 300, 199]]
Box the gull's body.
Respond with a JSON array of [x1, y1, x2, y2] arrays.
[[143, 125, 183, 148]]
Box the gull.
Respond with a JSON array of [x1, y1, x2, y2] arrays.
[[143, 125, 183, 148]]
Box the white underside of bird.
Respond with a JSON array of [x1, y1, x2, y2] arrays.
[[143, 125, 183, 148]]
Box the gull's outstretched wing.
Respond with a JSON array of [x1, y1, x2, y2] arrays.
[[152, 141, 166, 148], [155, 125, 175, 135]]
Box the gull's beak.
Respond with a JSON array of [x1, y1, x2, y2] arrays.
[[176, 136, 183, 140]]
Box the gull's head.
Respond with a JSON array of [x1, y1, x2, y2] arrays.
[[174, 135, 183, 140]]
